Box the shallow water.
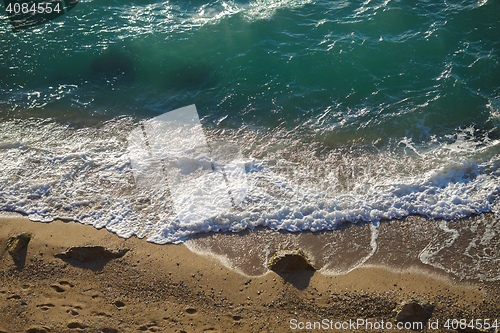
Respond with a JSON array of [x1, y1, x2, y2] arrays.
[[186, 212, 500, 281]]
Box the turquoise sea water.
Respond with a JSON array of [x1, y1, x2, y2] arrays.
[[1, 0, 500, 243]]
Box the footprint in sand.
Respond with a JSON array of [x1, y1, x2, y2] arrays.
[[50, 284, 65, 293], [36, 303, 55, 311], [138, 323, 160, 332], [59, 281, 74, 287], [65, 307, 80, 316], [185, 307, 197, 315], [67, 321, 86, 329], [51, 281, 75, 293], [101, 328, 118, 333], [92, 311, 112, 318], [6, 294, 21, 300], [26, 327, 49, 333]]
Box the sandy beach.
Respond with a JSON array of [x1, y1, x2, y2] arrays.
[[2, 0, 500, 331], [1, 213, 499, 333]]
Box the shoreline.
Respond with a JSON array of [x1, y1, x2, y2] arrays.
[[1, 214, 499, 332]]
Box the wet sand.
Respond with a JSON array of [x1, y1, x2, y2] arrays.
[[0, 214, 499, 333]]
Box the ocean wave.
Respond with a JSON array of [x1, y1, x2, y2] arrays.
[[0, 117, 498, 243]]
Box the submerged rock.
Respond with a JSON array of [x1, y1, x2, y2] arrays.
[[394, 300, 435, 324], [55, 246, 129, 262], [268, 249, 316, 273], [6, 232, 32, 263]]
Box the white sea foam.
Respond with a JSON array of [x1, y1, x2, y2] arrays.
[[185, 0, 313, 25], [0, 116, 499, 245]]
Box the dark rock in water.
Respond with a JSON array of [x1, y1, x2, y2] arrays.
[[6, 232, 32, 263], [394, 300, 435, 325], [55, 246, 129, 262], [268, 249, 316, 273]]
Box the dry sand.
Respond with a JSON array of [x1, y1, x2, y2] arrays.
[[1, 214, 499, 333]]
